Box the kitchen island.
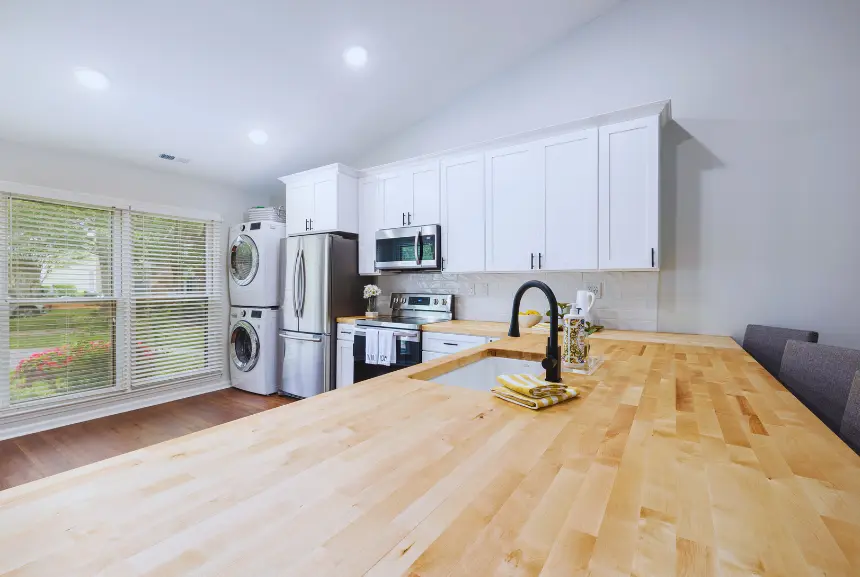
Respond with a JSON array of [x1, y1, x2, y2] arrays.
[[1, 331, 858, 576]]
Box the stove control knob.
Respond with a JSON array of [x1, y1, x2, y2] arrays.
[[442, 299, 447, 305], [433, 298, 439, 305]]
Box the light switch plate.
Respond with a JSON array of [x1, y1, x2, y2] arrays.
[[585, 282, 603, 299]]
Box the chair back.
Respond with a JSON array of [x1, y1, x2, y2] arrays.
[[779, 341, 860, 432], [841, 371, 860, 454], [743, 324, 818, 377]]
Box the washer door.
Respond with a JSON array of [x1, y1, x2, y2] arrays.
[[230, 321, 259, 372], [229, 234, 259, 286]]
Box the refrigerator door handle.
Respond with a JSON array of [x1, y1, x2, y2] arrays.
[[292, 242, 301, 317], [279, 331, 322, 342], [298, 245, 307, 316]]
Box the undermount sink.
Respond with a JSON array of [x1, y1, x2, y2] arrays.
[[418, 354, 545, 392]]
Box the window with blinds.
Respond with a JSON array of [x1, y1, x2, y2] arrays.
[[0, 194, 223, 410], [128, 213, 222, 387]]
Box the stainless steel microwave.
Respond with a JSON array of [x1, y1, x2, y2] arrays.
[[375, 225, 441, 271]]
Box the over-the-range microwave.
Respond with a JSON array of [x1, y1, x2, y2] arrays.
[[375, 225, 441, 271]]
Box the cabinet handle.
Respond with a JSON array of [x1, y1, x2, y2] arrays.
[[310, 219, 313, 230], [402, 212, 406, 226], [530, 253, 534, 270], [443, 342, 459, 346], [538, 253, 543, 269], [305, 219, 309, 231], [407, 212, 412, 225], [651, 248, 655, 268]]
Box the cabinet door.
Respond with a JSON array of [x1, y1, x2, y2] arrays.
[[421, 350, 447, 362], [358, 177, 382, 275], [312, 177, 338, 231], [485, 144, 543, 272], [379, 172, 411, 229], [336, 339, 354, 388], [539, 129, 598, 270], [408, 162, 440, 226], [285, 182, 315, 234], [441, 153, 485, 273], [598, 116, 660, 269]]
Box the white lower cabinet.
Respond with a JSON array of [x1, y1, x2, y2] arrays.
[[421, 350, 447, 362], [422, 332, 489, 361], [336, 323, 355, 388]]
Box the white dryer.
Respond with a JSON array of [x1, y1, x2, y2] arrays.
[[229, 307, 279, 395], [228, 221, 285, 307]]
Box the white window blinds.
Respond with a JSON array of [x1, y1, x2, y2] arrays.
[[0, 193, 223, 410], [126, 212, 223, 387], [2, 197, 120, 404]]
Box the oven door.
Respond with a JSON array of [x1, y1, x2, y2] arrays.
[[375, 225, 440, 271], [353, 328, 422, 383]]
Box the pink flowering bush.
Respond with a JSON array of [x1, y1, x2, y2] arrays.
[[13, 341, 113, 392]]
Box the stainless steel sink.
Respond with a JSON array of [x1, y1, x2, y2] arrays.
[[422, 356, 544, 392]]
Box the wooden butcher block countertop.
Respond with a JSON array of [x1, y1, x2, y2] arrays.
[[2, 332, 859, 576]]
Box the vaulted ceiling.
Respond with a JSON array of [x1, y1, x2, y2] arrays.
[[0, 0, 622, 191]]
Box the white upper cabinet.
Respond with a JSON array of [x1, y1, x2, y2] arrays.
[[279, 164, 358, 235], [284, 182, 315, 234], [441, 153, 485, 273], [379, 162, 441, 228], [598, 116, 660, 269], [538, 129, 598, 271], [358, 176, 382, 275], [484, 143, 544, 272], [407, 162, 440, 226], [380, 171, 410, 228]]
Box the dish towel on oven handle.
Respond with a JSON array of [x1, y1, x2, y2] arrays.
[[377, 330, 395, 366], [365, 328, 379, 365]]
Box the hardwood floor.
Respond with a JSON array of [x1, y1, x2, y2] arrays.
[[0, 388, 294, 491]]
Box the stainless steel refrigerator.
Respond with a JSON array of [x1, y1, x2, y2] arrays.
[[278, 232, 363, 398]]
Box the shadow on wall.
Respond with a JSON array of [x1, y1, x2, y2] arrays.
[[658, 120, 724, 334]]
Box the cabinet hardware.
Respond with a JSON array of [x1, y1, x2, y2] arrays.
[[538, 253, 543, 269], [309, 219, 313, 230], [305, 219, 309, 231], [402, 212, 406, 226], [651, 248, 655, 268], [407, 212, 412, 225], [443, 342, 458, 346], [530, 253, 535, 269]]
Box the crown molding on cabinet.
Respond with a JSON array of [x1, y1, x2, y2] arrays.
[[358, 100, 671, 176]]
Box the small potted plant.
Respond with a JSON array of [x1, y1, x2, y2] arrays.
[[363, 284, 381, 318]]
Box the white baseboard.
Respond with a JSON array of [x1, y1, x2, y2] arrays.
[[0, 379, 232, 441]]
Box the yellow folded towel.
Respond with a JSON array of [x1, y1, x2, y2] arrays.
[[496, 373, 568, 398], [491, 385, 578, 410]]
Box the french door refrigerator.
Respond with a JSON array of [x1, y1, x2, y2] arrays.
[[279, 232, 363, 397]]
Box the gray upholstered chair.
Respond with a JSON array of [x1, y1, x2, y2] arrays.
[[743, 324, 819, 377], [841, 371, 860, 453], [779, 341, 860, 432]]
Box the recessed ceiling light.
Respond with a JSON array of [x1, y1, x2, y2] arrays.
[[74, 67, 110, 91], [343, 46, 368, 69], [248, 130, 269, 145]]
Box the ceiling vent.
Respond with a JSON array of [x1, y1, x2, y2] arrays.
[[158, 153, 190, 164]]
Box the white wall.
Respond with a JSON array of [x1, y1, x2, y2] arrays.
[[356, 0, 860, 348], [0, 139, 262, 415]]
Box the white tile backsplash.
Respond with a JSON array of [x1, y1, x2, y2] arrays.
[[376, 271, 660, 331]]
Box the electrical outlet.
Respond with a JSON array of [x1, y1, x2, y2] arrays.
[[585, 282, 603, 299], [465, 283, 476, 296]]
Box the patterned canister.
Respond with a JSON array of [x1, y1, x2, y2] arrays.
[[562, 312, 589, 368]]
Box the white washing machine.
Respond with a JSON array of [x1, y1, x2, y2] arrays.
[[229, 307, 279, 395], [228, 221, 285, 307]]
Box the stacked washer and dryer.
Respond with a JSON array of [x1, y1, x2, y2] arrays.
[[227, 217, 285, 395]]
